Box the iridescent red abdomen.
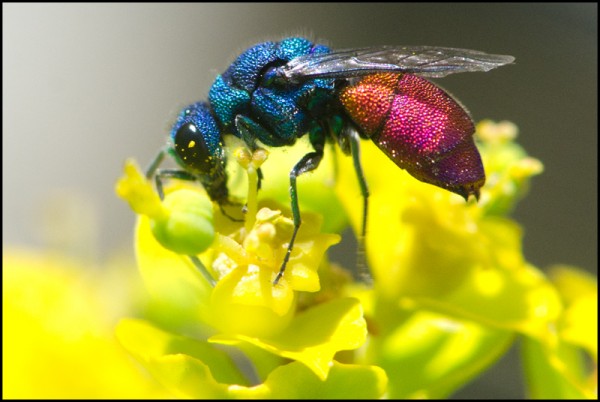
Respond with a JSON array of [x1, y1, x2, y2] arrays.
[[340, 73, 485, 200]]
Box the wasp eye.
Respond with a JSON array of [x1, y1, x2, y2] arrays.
[[173, 122, 214, 172]]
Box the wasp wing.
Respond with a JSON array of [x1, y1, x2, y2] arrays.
[[279, 46, 515, 82]]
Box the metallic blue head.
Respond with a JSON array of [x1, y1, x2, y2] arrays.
[[170, 102, 228, 202]]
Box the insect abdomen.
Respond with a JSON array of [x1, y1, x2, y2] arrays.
[[340, 73, 485, 200]]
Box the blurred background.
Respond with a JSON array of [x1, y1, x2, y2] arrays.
[[3, 3, 597, 398]]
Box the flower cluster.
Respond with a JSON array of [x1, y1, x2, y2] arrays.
[[110, 120, 597, 398], [5, 120, 594, 399], [113, 142, 386, 397], [111, 121, 597, 398]]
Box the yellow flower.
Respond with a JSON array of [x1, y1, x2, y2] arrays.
[[335, 121, 557, 338], [2, 248, 170, 398], [116, 159, 215, 256], [115, 120, 592, 399], [116, 150, 371, 384], [550, 265, 598, 361], [207, 207, 340, 337], [521, 265, 597, 399], [334, 120, 563, 398]]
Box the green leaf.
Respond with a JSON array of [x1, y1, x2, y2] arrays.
[[414, 259, 563, 341], [115, 318, 248, 398], [135, 216, 213, 326], [229, 361, 387, 399], [115, 315, 384, 399], [146, 354, 230, 398], [368, 309, 514, 399], [210, 297, 367, 380], [521, 336, 593, 399]]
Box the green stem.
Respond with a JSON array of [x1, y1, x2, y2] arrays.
[[245, 164, 259, 234]]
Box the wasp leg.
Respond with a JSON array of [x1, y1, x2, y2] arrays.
[[152, 169, 197, 200], [343, 126, 371, 284], [189, 255, 216, 287], [219, 204, 245, 223], [145, 147, 168, 180], [156, 168, 244, 222], [273, 140, 325, 285], [257, 167, 263, 191]]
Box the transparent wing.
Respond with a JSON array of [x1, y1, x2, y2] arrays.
[[278, 46, 515, 82]]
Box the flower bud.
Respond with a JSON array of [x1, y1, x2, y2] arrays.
[[150, 189, 215, 255]]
